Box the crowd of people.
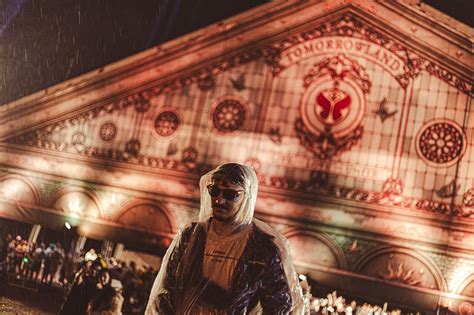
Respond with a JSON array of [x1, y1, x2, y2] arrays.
[[0, 233, 159, 314], [60, 249, 158, 314], [0, 233, 66, 284]]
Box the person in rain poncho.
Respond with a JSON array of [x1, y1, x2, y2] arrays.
[[146, 163, 303, 314]]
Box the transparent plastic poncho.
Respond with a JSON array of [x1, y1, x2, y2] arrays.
[[146, 164, 304, 314]]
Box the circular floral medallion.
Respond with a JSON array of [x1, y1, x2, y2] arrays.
[[416, 119, 466, 167], [71, 131, 86, 152], [71, 131, 85, 145], [463, 188, 474, 207], [125, 139, 141, 155], [135, 99, 150, 113], [211, 96, 248, 133], [182, 147, 198, 163], [98, 121, 118, 143], [197, 75, 215, 91], [154, 111, 180, 137]]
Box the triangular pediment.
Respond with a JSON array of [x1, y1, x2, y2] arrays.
[[1, 1, 471, 138]]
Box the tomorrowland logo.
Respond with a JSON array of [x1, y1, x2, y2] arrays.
[[296, 54, 370, 159], [315, 88, 351, 125]]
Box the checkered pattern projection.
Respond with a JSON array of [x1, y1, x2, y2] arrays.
[[400, 74, 472, 204], [21, 22, 472, 217]]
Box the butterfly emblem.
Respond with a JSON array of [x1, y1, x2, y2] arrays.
[[269, 127, 282, 144], [373, 98, 397, 122], [436, 179, 459, 198], [230, 73, 246, 91], [167, 142, 178, 156]]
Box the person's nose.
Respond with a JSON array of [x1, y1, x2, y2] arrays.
[[216, 192, 226, 204]]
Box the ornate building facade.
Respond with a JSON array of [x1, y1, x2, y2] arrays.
[[0, 1, 472, 312]]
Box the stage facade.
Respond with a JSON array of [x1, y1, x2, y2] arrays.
[[0, 1, 472, 312]]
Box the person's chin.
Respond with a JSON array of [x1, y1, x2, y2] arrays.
[[213, 215, 230, 222], [212, 208, 231, 221]]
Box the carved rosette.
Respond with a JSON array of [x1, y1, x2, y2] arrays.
[[135, 100, 150, 112], [210, 95, 249, 134], [182, 147, 198, 169], [295, 54, 369, 159], [197, 74, 216, 91], [382, 177, 403, 198], [415, 119, 466, 167], [152, 108, 182, 139], [71, 131, 86, 152], [463, 189, 474, 208], [98, 120, 118, 144], [124, 139, 141, 156]]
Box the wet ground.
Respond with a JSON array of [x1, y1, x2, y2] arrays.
[[0, 272, 64, 314], [0, 296, 54, 315]]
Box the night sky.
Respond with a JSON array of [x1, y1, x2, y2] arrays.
[[0, 0, 471, 106]]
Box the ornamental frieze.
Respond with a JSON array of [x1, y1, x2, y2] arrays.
[[268, 15, 471, 94], [256, 173, 471, 218], [2, 135, 472, 218]]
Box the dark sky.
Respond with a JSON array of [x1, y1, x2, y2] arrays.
[[0, 0, 269, 105], [0, 0, 472, 106]]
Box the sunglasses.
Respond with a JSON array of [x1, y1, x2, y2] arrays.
[[207, 185, 244, 200]]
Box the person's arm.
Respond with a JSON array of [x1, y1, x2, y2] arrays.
[[258, 243, 293, 315], [145, 226, 190, 315]]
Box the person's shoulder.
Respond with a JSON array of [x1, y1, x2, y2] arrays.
[[180, 220, 205, 232], [251, 219, 280, 242], [250, 222, 280, 253], [252, 224, 274, 241], [177, 220, 208, 238]]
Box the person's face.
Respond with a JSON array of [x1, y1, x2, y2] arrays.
[[208, 178, 245, 223]]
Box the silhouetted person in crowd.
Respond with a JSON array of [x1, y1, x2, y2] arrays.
[[41, 243, 54, 284], [29, 242, 45, 282], [60, 254, 123, 315], [1, 234, 10, 269], [50, 242, 65, 284], [122, 261, 139, 313], [1, 233, 12, 270]]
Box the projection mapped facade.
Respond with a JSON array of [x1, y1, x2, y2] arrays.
[[0, 1, 472, 312]]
